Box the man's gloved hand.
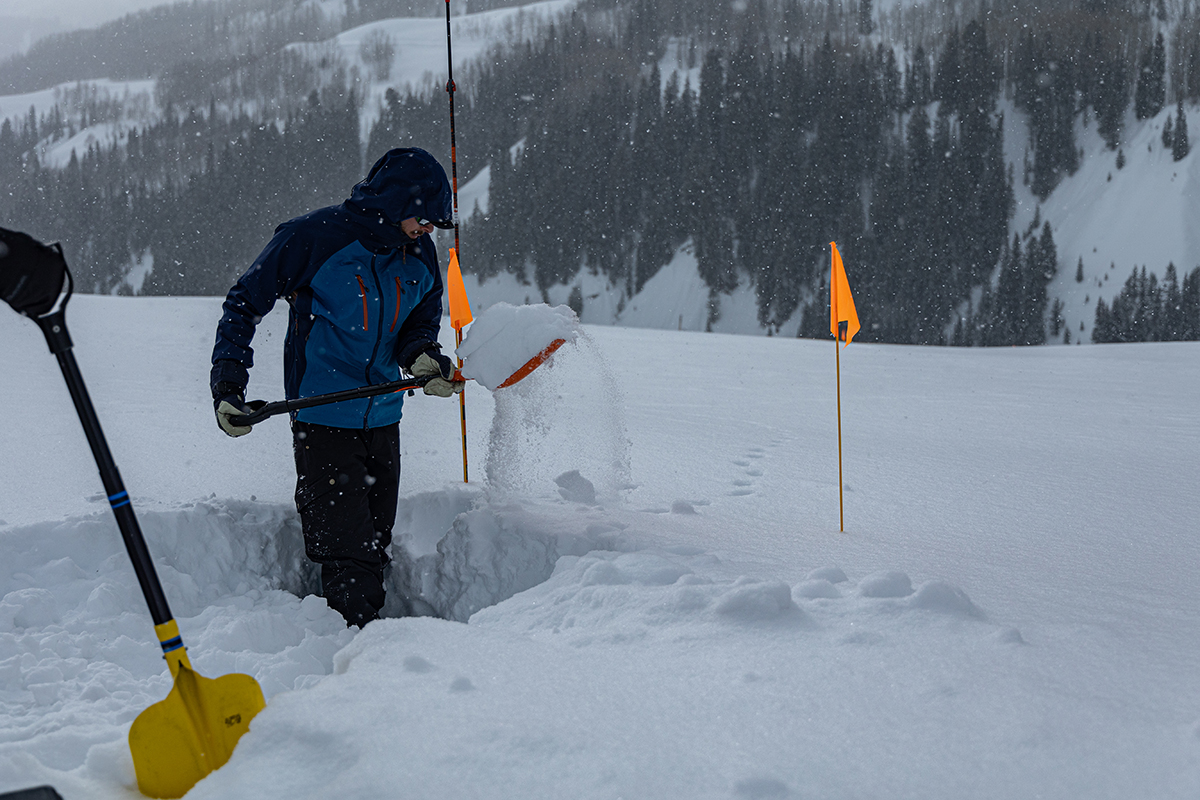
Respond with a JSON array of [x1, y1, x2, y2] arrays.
[[213, 382, 254, 437], [409, 348, 465, 398]]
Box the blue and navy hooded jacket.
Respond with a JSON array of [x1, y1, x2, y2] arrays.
[[210, 148, 453, 428]]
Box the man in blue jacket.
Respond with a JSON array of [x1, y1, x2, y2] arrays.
[[210, 147, 464, 627]]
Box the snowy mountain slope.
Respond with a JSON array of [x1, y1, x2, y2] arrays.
[[1, 1, 1196, 344], [290, 0, 578, 144], [0, 79, 158, 170], [1005, 99, 1200, 344], [0, 1, 576, 179], [457, 95, 1199, 341], [2, 295, 1200, 797]]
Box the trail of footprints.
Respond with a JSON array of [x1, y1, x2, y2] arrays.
[[728, 442, 779, 496]]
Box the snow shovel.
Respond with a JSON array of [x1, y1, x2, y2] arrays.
[[0, 228, 265, 799], [224, 337, 567, 428]]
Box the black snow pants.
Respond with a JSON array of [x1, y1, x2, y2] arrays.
[[291, 420, 400, 627]]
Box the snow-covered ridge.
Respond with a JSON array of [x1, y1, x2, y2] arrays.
[[290, 0, 579, 144]]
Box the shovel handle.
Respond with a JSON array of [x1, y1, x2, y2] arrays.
[[226, 371, 466, 427]]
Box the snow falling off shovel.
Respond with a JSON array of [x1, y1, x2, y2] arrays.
[[0, 228, 265, 799]]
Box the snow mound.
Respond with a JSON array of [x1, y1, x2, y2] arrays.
[[794, 578, 841, 599], [471, 551, 811, 641], [909, 580, 986, 620], [554, 469, 596, 504], [858, 570, 915, 598], [456, 302, 580, 391]]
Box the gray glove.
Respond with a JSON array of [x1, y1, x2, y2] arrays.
[[410, 351, 465, 398], [216, 397, 253, 437], [213, 384, 263, 437]]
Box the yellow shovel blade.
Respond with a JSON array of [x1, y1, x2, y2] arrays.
[[129, 664, 265, 798]]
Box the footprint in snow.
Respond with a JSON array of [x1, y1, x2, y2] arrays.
[[728, 448, 770, 495], [734, 776, 791, 798], [403, 655, 435, 673]]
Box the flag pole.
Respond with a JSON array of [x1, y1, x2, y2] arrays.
[[445, 0, 468, 483], [828, 241, 858, 533], [836, 321, 845, 532], [456, 326, 467, 483]]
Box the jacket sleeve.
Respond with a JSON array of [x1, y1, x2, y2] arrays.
[[210, 223, 314, 396], [394, 240, 446, 371]]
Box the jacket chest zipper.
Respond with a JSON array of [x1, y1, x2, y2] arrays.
[[362, 255, 387, 428], [356, 275, 369, 332], [390, 276, 402, 332]]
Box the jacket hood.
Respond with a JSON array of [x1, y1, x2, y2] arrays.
[[346, 148, 453, 227]]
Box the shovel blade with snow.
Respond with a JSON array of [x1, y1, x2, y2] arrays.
[[0, 228, 265, 798]]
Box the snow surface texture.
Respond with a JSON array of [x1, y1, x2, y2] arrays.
[[455, 301, 580, 391], [3, 298, 1200, 798]]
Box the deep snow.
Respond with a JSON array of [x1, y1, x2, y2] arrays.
[[2, 294, 1199, 798]]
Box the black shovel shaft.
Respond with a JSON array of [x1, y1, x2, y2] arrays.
[[53, 334, 174, 627], [226, 374, 434, 427]]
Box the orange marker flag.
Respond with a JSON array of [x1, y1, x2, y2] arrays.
[[829, 242, 860, 347], [447, 248, 472, 330]]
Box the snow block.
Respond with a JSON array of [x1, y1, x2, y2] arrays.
[[713, 578, 804, 622], [857, 571, 914, 598], [908, 580, 985, 620]]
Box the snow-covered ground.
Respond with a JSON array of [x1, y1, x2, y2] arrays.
[[2, 293, 1199, 798]]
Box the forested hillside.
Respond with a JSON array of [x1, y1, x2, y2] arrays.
[[0, 0, 1197, 343]]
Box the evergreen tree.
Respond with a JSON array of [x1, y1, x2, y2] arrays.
[[1162, 262, 1183, 339], [1173, 99, 1190, 160], [857, 0, 874, 36], [933, 28, 961, 113], [1093, 296, 1114, 342], [995, 234, 1024, 345], [1094, 45, 1129, 149], [905, 45, 932, 108], [1135, 33, 1166, 120]]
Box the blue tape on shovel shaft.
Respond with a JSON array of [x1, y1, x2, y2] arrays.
[[160, 637, 184, 654], [108, 491, 130, 509]]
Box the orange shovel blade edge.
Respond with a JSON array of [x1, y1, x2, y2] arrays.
[[496, 338, 567, 389]]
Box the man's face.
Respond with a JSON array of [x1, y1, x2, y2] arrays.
[[400, 218, 435, 239]]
